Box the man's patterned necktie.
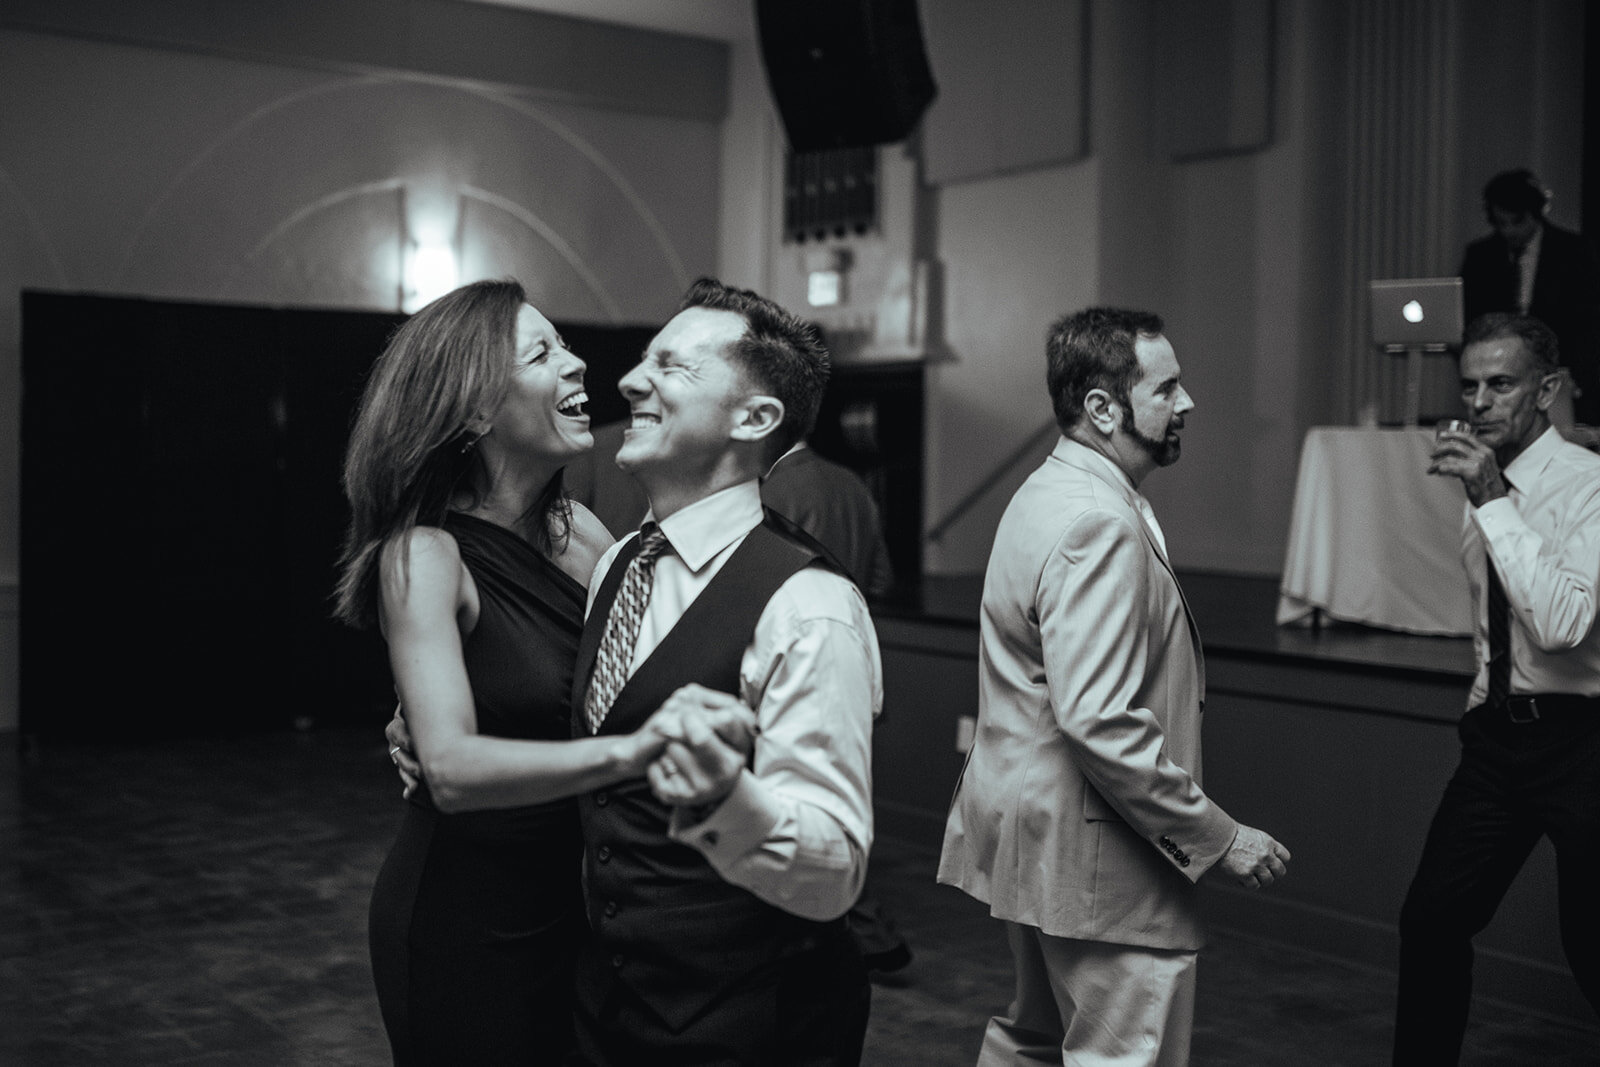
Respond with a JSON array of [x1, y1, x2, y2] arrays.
[[583, 523, 670, 734]]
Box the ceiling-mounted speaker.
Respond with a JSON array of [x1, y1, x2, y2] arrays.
[[755, 0, 938, 152]]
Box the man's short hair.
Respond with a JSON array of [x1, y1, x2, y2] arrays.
[[677, 276, 831, 458], [1046, 307, 1165, 433], [1482, 169, 1550, 218], [1463, 312, 1561, 375]]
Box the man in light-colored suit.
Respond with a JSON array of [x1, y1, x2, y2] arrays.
[[939, 307, 1291, 1066]]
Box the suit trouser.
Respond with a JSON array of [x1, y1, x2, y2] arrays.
[[1393, 703, 1600, 1066], [568, 931, 870, 1067], [978, 921, 1197, 1067]]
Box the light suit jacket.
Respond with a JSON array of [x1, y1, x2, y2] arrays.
[[937, 437, 1238, 951]]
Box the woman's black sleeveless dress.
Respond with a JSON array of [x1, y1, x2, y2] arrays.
[[369, 512, 587, 1065]]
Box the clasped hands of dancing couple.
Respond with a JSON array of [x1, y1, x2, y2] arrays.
[[386, 683, 759, 808]]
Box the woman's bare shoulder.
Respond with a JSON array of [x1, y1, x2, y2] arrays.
[[380, 525, 461, 570], [378, 526, 470, 601]]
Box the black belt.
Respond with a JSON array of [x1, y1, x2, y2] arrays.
[[1479, 693, 1600, 725]]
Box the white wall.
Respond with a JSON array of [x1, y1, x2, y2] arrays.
[[922, 162, 1102, 572], [911, 0, 1350, 576], [1132, 1, 1345, 575], [716, 32, 779, 295]]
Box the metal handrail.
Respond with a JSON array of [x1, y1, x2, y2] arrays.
[[924, 417, 1059, 543]]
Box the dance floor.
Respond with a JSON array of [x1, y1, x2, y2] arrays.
[[3, 713, 1596, 1063]]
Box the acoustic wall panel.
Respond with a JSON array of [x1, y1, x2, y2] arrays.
[[918, 0, 1088, 186], [1155, 0, 1276, 162]]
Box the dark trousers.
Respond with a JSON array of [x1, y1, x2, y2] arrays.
[[1392, 702, 1600, 1065], [569, 933, 870, 1067]]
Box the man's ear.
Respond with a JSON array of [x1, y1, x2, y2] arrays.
[[1535, 370, 1564, 412], [730, 394, 785, 443], [1081, 388, 1120, 436]]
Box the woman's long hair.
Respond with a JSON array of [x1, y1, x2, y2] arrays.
[[333, 279, 570, 629]]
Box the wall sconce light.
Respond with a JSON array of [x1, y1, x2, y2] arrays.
[[804, 246, 852, 308], [398, 185, 466, 313], [403, 241, 459, 313]]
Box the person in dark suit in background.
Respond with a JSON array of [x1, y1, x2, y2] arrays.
[[1460, 168, 1600, 429], [761, 439, 910, 974], [762, 440, 895, 602]]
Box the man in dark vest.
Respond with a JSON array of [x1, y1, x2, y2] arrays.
[[569, 276, 881, 1064]]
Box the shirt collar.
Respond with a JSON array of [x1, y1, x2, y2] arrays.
[[1502, 423, 1562, 490], [647, 479, 764, 573], [764, 440, 809, 479], [1521, 223, 1544, 263]]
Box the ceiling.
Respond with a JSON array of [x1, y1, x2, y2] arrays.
[[462, 0, 757, 42]]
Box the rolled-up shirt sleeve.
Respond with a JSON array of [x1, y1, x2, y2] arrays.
[[668, 567, 881, 921], [1474, 488, 1600, 652]]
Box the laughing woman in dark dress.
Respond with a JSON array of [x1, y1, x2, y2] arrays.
[[334, 279, 672, 1065]]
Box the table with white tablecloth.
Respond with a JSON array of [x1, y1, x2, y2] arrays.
[[1277, 427, 1473, 637]]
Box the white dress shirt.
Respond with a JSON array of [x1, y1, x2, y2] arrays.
[[585, 479, 883, 921], [1515, 224, 1543, 315], [1463, 426, 1600, 704]]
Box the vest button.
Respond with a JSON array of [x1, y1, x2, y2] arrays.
[[611, 953, 625, 969], [604, 900, 618, 918], [595, 791, 609, 807], [597, 846, 611, 862]]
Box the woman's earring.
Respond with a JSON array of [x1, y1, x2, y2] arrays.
[[459, 413, 492, 454]]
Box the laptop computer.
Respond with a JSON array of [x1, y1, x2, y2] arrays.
[[1369, 277, 1464, 350]]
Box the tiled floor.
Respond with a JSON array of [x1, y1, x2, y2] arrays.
[[2, 727, 1596, 1065]]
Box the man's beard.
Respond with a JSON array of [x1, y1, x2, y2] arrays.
[[1122, 408, 1181, 467]]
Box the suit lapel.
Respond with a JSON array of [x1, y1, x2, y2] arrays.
[[1136, 519, 1207, 703], [1053, 438, 1208, 702]]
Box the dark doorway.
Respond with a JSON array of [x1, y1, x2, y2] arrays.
[[19, 292, 657, 741]]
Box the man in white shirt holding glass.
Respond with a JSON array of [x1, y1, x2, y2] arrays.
[[1399, 312, 1600, 1064]]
